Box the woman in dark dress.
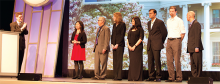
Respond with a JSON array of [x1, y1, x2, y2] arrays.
[[70, 21, 87, 79], [127, 16, 144, 81], [111, 12, 126, 80]]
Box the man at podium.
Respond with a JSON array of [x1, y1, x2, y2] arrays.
[[10, 12, 28, 74]]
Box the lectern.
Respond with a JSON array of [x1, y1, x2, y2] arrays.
[[0, 30, 19, 76]]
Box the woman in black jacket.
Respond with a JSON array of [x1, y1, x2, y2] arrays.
[[70, 21, 87, 79], [111, 12, 126, 80]]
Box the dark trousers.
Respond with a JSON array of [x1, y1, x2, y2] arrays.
[[147, 46, 161, 79], [113, 46, 124, 79], [18, 49, 25, 73], [190, 51, 202, 77]]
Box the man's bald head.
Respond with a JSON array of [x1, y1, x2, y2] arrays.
[[187, 11, 196, 22], [188, 11, 195, 18]]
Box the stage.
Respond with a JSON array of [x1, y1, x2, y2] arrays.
[[0, 77, 219, 84]]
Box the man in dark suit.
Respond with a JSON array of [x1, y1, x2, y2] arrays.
[[92, 17, 110, 80], [187, 11, 203, 77], [146, 9, 167, 82], [10, 12, 28, 74]]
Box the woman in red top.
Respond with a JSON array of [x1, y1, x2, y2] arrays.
[[70, 21, 87, 79]]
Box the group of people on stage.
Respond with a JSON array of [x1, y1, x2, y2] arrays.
[[70, 6, 203, 82], [11, 6, 203, 82]]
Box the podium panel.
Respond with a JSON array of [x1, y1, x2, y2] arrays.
[[0, 31, 19, 76]]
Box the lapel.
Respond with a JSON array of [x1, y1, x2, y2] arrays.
[[73, 32, 82, 41], [98, 26, 104, 37], [20, 22, 23, 28], [151, 18, 157, 31], [149, 18, 157, 32], [15, 22, 23, 29], [15, 22, 19, 29], [113, 23, 117, 32], [189, 20, 196, 34], [113, 23, 116, 30], [148, 21, 151, 31], [77, 33, 81, 40], [72, 33, 76, 40]]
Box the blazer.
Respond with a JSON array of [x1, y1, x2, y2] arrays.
[[70, 31, 87, 48], [147, 18, 167, 51], [93, 25, 110, 53], [111, 22, 126, 47], [10, 22, 28, 50], [187, 20, 204, 53]]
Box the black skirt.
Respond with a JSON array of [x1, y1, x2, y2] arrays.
[[128, 43, 143, 81]]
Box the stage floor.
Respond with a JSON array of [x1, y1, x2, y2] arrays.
[[0, 77, 220, 84]]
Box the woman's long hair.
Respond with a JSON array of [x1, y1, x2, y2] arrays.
[[113, 12, 123, 24], [130, 16, 142, 30], [73, 21, 84, 34]]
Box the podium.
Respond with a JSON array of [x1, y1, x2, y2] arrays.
[[0, 30, 20, 76]]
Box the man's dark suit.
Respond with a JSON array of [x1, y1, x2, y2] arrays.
[[147, 18, 167, 79], [10, 22, 28, 73], [187, 20, 203, 77]]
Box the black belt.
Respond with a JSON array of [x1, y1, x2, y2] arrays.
[[168, 38, 181, 40]]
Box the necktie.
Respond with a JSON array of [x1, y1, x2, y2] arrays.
[[189, 24, 192, 30], [95, 27, 102, 44]]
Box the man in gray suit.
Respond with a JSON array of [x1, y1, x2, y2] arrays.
[[92, 17, 110, 80]]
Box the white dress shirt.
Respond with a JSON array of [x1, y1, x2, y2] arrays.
[[17, 21, 23, 31], [167, 16, 186, 38], [17, 21, 21, 26], [151, 18, 156, 29]]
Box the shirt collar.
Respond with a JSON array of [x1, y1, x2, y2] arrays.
[[151, 18, 156, 24], [191, 19, 195, 25], [17, 21, 21, 24], [99, 25, 104, 29], [170, 16, 177, 21]]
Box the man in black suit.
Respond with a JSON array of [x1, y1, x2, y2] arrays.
[[146, 9, 167, 82], [10, 12, 28, 74], [187, 11, 203, 77]]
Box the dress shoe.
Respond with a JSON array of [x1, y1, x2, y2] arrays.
[[77, 76, 83, 79], [174, 80, 182, 82], [154, 78, 161, 82], [165, 80, 174, 82], [91, 77, 98, 80], [145, 78, 154, 81], [72, 76, 78, 79]]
